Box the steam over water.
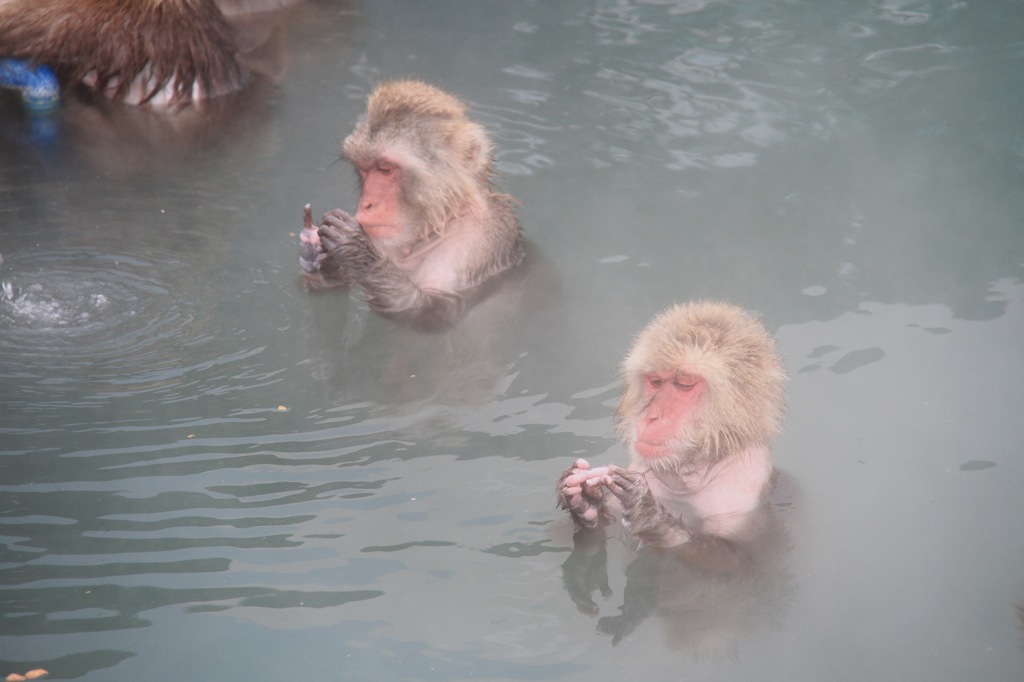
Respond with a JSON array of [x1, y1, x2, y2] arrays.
[[1, 1, 1023, 680]]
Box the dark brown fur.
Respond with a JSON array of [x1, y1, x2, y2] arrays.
[[0, 0, 247, 105]]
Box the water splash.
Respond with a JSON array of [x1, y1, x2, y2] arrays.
[[0, 248, 212, 395]]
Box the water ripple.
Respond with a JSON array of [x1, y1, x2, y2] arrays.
[[0, 247, 263, 425], [0, 248, 204, 366]]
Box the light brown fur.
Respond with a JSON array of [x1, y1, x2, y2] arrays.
[[342, 80, 496, 241], [558, 301, 787, 548], [303, 80, 523, 324], [616, 301, 786, 473]]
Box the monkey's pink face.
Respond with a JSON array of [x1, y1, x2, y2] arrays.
[[632, 370, 706, 460], [355, 159, 406, 242]]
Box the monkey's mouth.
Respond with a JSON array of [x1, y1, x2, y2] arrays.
[[633, 439, 675, 459], [361, 222, 403, 241]]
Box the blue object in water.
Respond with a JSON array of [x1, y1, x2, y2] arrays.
[[0, 59, 60, 112]]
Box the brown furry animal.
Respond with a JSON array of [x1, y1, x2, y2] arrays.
[[0, 0, 247, 106], [300, 80, 523, 324], [557, 301, 787, 548]]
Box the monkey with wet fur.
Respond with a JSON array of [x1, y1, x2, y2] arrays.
[[299, 80, 524, 324], [557, 301, 787, 550], [0, 0, 252, 107]]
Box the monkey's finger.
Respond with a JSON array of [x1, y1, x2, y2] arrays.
[[568, 479, 604, 503], [565, 493, 585, 512], [562, 484, 584, 497], [607, 466, 641, 484], [321, 209, 361, 234], [317, 221, 341, 239], [570, 497, 601, 522], [602, 475, 623, 492], [318, 223, 355, 255], [322, 208, 355, 221], [603, 486, 626, 503], [603, 474, 631, 496], [564, 471, 600, 488], [563, 474, 585, 488], [583, 478, 607, 497], [581, 480, 605, 503]]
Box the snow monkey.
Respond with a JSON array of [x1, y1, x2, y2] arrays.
[[299, 80, 524, 324], [557, 301, 787, 549]]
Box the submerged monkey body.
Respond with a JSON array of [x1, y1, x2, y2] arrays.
[[558, 301, 786, 549], [301, 80, 523, 322], [638, 445, 773, 537]]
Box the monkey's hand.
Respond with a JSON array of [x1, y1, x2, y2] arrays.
[[317, 209, 379, 281], [557, 459, 613, 530], [299, 204, 329, 274], [298, 205, 354, 289], [605, 466, 693, 548]]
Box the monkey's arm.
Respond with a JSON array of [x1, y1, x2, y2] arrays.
[[604, 466, 694, 548], [597, 554, 661, 645], [318, 210, 463, 320], [557, 459, 614, 530]]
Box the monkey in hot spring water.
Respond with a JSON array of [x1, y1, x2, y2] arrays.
[[298, 80, 524, 324], [557, 300, 788, 552], [0, 0, 304, 107]]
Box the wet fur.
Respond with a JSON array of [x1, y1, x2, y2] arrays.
[[0, 0, 247, 105], [343, 80, 498, 241], [617, 301, 786, 473], [311, 80, 524, 323], [558, 301, 787, 548]]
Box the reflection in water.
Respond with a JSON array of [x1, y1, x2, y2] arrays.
[[54, 86, 277, 176], [0, 0, 307, 174], [562, 484, 794, 660], [300, 243, 559, 413]]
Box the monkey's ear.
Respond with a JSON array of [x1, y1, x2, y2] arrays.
[[465, 140, 485, 172], [463, 124, 493, 173]]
